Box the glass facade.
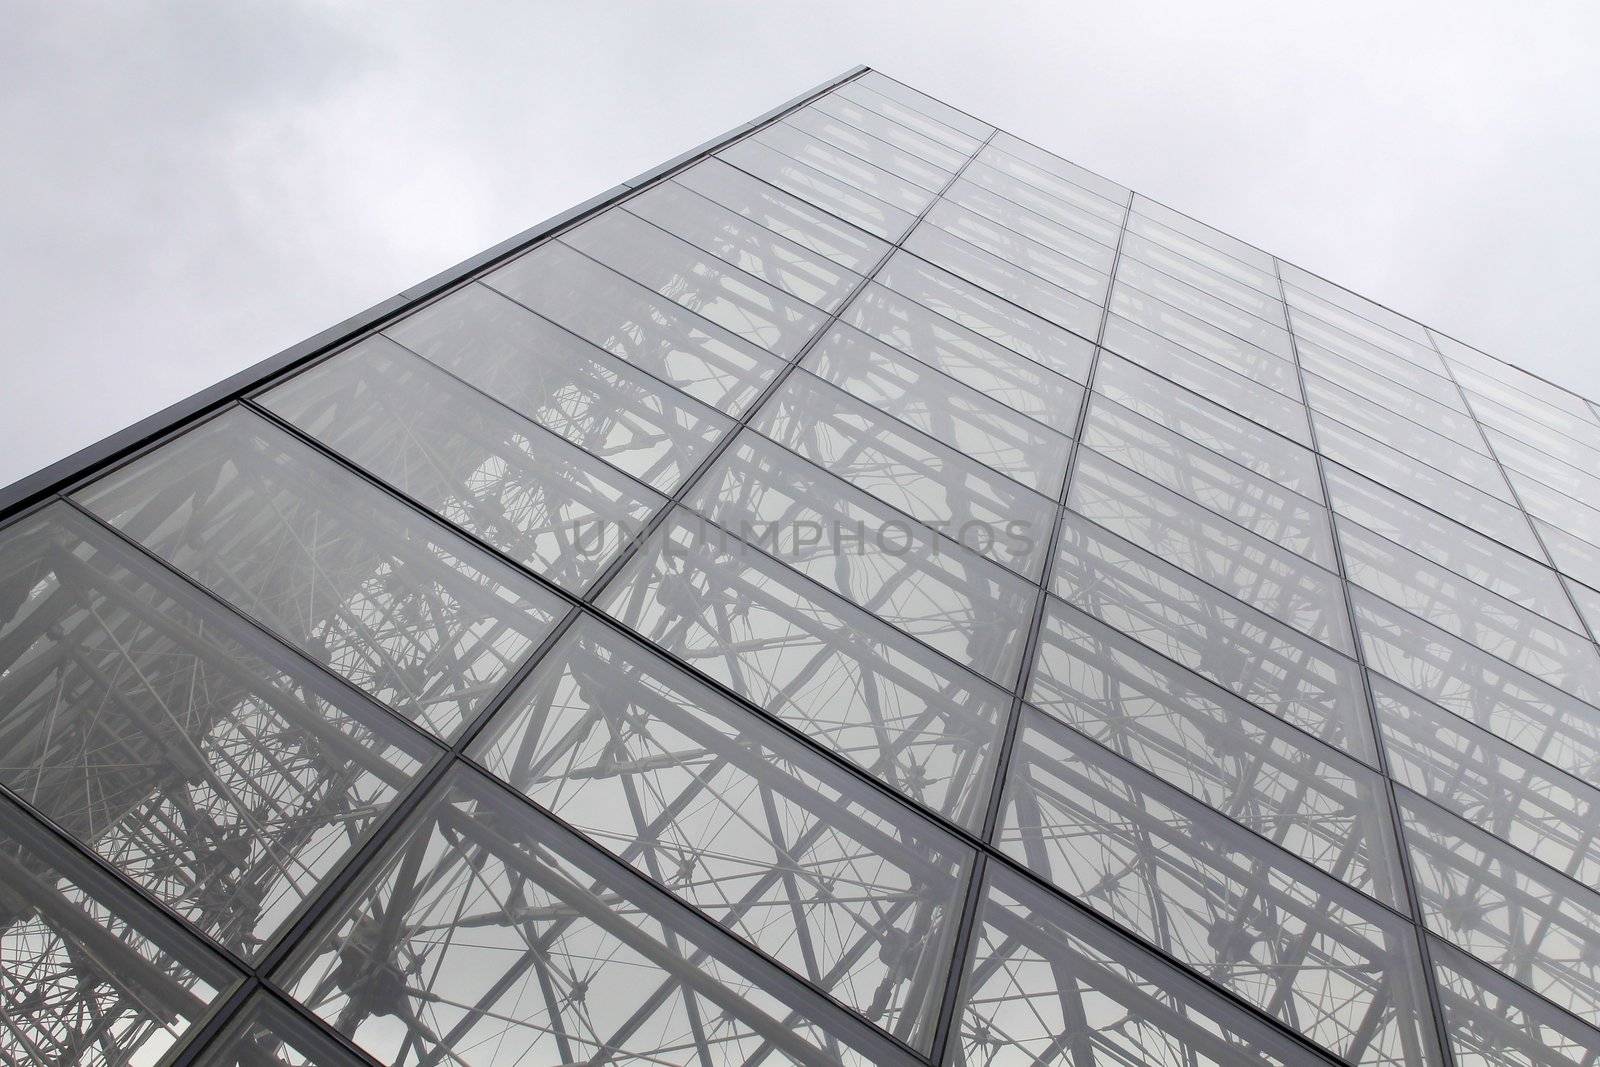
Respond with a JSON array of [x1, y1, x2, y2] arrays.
[[1, 65, 1597, 1066]]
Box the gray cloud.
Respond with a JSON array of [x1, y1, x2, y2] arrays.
[[3, 0, 1597, 487]]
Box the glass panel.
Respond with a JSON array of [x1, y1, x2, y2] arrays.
[[1124, 211, 1278, 294], [1373, 673, 1600, 889], [1296, 334, 1468, 411], [1111, 285, 1301, 398], [808, 90, 969, 171], [385, 283, 730, 492], [833, 78, 985, 156], [1119, 231, 1286, 324], [1288, 307, 1446, 382], [0, 805, 235, 1067], [1352, 587, 1600, 785], [1337, 517, 1600, 704], [945, 176, 1117, 273], [954, 862, 1324, 1066], [685, 432, 1036, 685], [263, 337, 665, 593], [624, 179, 866, 311], [905, 221, 1105, 337], [1569, 579, 1600, 642], [784, 105, 953, 191], [597, 513, 1007, 830], [1093, 351, 1320, 495], [753, 121, 936, 215], [1437, 332, 1597, 417], [844, 280, 1086, 435], [1485, 425, 1600, 508], [1280, 263, 1433, 344], [804, 323, 1074, 494], [1432, 936, 1600, 1067], [1399, 790, 1600, 1029], [874, 250, 1096, 381], [77, 408, 565, 741], [1306, 376, 1510, 495], [857, 71, 994, 142], [990, 130, 1131, 204], [997, 708, 1442, 1067], [486, 239, 782, 414], [923, 199, 1110, 302], [0, 504, 434, 960], [1454, 364, 1600, 450], [1509, 470, 1600, 551], [1027, 597, 1403, 905], [1079, 394, 1337, 567], [974, 143, 1125, 223], [1302, 353, 1479, 440], [753, 370, 1057, 579], [1314, 418, 1542, 558], [280, 766, 920, 1065], [961, 157, 1123, 246], [1052, 515, 1375, 761], [559, 208, 827, 358], [1538, 520, 1600, 594], [1102, 313, 1313, 445], [1069, 447, 1351, 650], [472, 617, 974, 1045], [1132, 196, 1276, 271], [719, 133, 917, 241], [1117, 257, 1292, 357], [1323, 462, 1581, 631], [676, 156, 893, 270], [196, 994, 369, 1067], [1284, 288, 1446, 374], [1462, 391, 1600, 472]]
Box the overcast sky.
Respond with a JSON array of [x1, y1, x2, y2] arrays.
[[3, 1, 1597, 488]]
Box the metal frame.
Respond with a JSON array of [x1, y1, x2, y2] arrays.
[[2, 62, 1599, 1067]]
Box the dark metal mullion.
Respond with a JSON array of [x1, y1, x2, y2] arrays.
[[1272, 255, 1464, 1067], [927, 175, 1133, 1067]]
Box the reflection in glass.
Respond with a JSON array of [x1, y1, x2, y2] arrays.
[[487, 239, 782, 414], [1400, 791, 1600, 1028], [472, 617, 973, 1049], [0, 805, 235, 1066], [385, 282, 730, 492], [1027, 598, 1403, 905], [954, 862, 1329, 1065], [686, 432, 1035, 685], [264, 336, 665, 593], [195, 994, 369, 1066], [280, 767, 918, 1066], [597, 513, 1007, 829], [997, 709, 1441, 1066], [76, 407, 565, 740], [0, 504, 433, 959], [1052, 514, 1375, 761]]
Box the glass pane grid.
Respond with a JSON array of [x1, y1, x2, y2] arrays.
[[3, 66, 1599, 1067]]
